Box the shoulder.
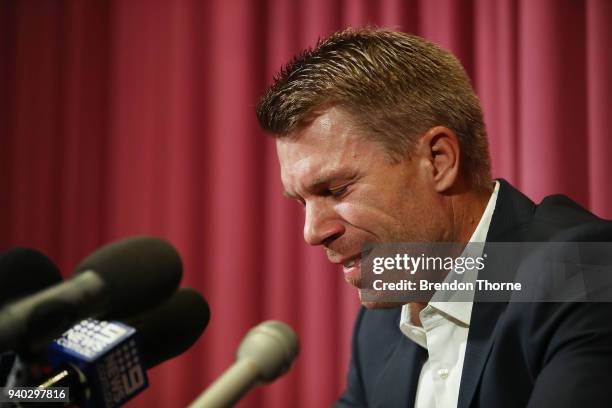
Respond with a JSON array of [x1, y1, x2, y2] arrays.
[[494, 179, 612, 241], [350, 307, 404, 377], [532, 194, 612, 241]]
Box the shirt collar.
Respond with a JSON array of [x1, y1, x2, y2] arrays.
[[400, 181, 500, 338]]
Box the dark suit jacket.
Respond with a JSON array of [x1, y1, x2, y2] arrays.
[[336, 179, 612, 408]]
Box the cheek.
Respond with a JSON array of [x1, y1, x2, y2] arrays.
[[335, 199, 402, 234], [335, 201, 362, 223]]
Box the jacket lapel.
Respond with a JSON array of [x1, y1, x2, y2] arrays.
[[457, 180, 536, 408], [372, 335, 427, 408], [456, 301, 506, 408]]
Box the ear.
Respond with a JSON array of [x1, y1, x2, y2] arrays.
[[418, 126, 460, 193]]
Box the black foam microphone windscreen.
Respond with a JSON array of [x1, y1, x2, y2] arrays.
[[0, 247, 63, 307], [123, 286, 211, 368], [74, 236, 183, 319], [0, 236, 183, 352], [0, 247, 63, 385]]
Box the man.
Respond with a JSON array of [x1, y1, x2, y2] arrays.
[[256, 28, 612, 407]]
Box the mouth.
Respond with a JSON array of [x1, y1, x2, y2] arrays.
[[342, 257, 359, 269], [339, 248, 373, 288], [342, 257, 361, 288]]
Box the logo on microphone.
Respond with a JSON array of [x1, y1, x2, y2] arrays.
[[55, 320, 128, 358], [48, 319, 149, 408]]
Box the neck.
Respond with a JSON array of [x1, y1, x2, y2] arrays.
[[410, 180, 495, 326], [449, 181, 494, 243]]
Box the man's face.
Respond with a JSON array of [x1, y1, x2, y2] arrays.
[[276, 108, 449, 307]]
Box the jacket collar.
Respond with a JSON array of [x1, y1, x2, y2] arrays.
[[457, 179, 535, 408]]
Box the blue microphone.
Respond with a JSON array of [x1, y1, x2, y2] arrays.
[[39, 287, 210, 407], [0, 236, 183, 353], [45, 319, 148, 407]]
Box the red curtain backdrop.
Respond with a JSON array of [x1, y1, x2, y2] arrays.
[[1, 1, 611, 407]]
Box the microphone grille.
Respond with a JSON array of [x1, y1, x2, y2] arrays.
[[236, 320, 299, 382]]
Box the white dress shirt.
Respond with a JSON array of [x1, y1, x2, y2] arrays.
[[399, 181, 499, 408]]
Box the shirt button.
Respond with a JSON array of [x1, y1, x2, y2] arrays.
[[437, 367, 449, 379]]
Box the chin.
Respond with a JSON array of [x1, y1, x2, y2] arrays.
[[359, 291, 406, 309], [360, 301, 405, 309], [357, 289, 406, 310]]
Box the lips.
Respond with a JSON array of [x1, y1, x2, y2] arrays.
[[343, 258, 358, 268], [342, 257, 362, 287], [338, 247, 373, 288]]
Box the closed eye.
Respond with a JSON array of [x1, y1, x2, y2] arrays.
[[328, 184, 350, 198]]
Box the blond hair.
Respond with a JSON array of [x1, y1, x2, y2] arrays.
[[256, 27, 491, 190]]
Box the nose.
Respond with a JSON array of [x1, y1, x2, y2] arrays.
[[303, 199, 345, 246]]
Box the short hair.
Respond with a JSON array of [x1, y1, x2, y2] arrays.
[[256, 27, 491, 191]]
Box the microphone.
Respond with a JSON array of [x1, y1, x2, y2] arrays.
[[0, 248, 63, 385], [188, 320, 299, 408], [0, 247, 63, 307], [39, 287, 210, 407], [122, 287, 210, 368], [0, 236, 182, 352]]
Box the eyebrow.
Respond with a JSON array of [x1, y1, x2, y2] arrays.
[[282, 169, 358, 199]]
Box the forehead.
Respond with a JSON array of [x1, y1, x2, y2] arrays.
[[276, 108, 384, 189]]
